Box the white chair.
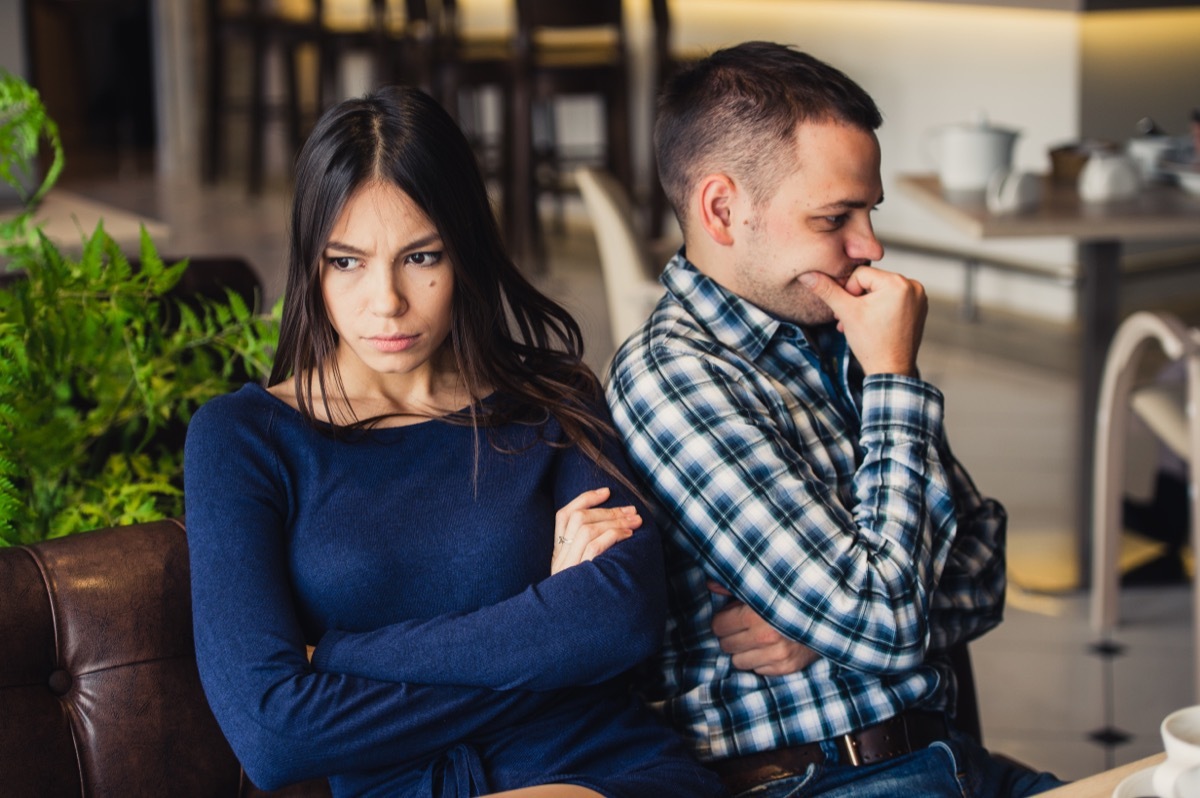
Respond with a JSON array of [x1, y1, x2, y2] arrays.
[[1091, 310, 1200, 699], [574, 166, 665, 352]]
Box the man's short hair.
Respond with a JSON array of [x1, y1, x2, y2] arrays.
[[654, 41, 883, 234]]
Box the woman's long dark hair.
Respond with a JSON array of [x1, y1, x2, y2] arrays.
[[270, 85, 631, 489]]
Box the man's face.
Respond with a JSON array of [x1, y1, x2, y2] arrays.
[[730, 121, 885, 326]]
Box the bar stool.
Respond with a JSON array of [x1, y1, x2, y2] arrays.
[[508, 0, 631, 269], [204, 1, 427, 195], [392, 0, 441, 95], [202, 0, 324, 194], [434, 0, 515, 205], [318, 0, 435, 102]]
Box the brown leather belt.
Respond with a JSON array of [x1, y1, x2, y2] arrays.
[[709, 710, 951, 795]]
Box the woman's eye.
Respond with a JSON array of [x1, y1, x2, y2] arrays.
[[822, 214, 848, 229], [327, 256, 359, 271], [406, 251, 443, 267]]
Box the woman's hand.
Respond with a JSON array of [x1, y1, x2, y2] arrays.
[[551, 487, 642, 575]]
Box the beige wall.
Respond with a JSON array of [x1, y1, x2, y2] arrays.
[[1080, 9, 1200, 144]]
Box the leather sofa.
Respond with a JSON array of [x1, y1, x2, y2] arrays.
[[0, 518, 331, 798], [0, 517, 987, 798]]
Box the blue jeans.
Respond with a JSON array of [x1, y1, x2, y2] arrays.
[[729, 729, 1066, 798]]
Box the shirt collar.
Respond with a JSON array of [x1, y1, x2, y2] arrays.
[[661, 250, 810, 361]]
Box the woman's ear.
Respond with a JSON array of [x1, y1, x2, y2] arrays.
[[694, 174, 739, 247]]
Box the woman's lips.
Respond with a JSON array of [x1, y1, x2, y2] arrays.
[[367, 334, 419, 353]]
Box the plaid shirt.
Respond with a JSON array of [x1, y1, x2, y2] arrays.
[[605, 253, 1006, 761]]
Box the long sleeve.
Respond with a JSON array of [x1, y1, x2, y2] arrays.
[[310, 428, 668, 691], [609, 341, 959, 675], [183, 395, 550, 791], [926, 445, 1007, 649]]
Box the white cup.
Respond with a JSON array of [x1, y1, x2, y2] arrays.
[[985, 170, 1042, 214], [1154, 705, 1200, 798], [1126, 135, 1176, 181]]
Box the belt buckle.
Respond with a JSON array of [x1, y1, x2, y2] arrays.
[[839, 733, 862, 766]]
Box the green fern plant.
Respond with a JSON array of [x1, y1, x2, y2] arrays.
[[0, 71, 280, 545]]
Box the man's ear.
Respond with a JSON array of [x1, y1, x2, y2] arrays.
[[695, 174, 739, 247]]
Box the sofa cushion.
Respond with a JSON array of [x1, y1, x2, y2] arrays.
[[0, 520, 243, 797]]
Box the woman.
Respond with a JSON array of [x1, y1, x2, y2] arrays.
[[183, 86, 725, 798]]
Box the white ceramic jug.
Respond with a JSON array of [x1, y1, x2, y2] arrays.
[[1078, 152, 1141, 202], [928, 114, 1020, 192]]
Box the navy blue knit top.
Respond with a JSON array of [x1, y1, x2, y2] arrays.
[[183, 383, 724, 798]]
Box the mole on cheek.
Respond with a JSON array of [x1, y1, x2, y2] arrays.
[[428, 280, 437, 288]]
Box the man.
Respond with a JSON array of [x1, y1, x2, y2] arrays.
[[605, 42, 1064, 798]]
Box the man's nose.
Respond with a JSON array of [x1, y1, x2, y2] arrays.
[[850, 221, 885, 263]]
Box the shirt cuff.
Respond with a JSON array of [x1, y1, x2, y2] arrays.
[[860, 373, 945, 443]]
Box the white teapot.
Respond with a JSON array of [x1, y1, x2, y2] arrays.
[[928, 113, 1020, 192]]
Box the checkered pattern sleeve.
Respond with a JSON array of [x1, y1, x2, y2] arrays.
[[609, 340, 964, 675], [926, 445, 1007, 650]]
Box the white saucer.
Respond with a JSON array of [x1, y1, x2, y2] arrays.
[[1112, 764, 1158, 798]]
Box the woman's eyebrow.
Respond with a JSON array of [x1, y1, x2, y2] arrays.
[[324, 241, 369, 256], [324, 232, 443, 256]]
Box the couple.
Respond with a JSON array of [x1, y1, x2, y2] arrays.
[[184, 42, 1065, 798]]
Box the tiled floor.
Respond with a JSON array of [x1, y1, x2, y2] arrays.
[[58, 169, 1194, 785]]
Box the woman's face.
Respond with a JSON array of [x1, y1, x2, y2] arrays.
[[320, 180, 454, 389]]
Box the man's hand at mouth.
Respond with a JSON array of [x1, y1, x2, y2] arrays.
[[800, 265, 927, 377]]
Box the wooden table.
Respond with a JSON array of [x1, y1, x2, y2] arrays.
[[897, 174, 1200, 585], [4, 189, 170, 252], [1038, 753, 1164, 797]]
